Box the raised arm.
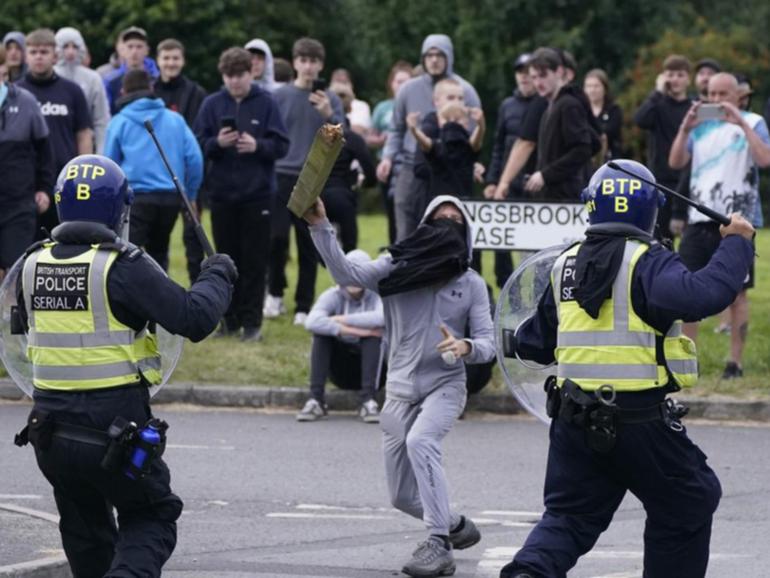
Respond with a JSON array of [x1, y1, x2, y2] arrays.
[[669, 102, 700, 170], [304, 200, 393, 291]]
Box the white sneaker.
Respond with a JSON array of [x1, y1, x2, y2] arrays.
[[263, 295, 286, 319], [293, 312, 308, 326], [296, 398, 327, 422], [359, 399, 380, 423]]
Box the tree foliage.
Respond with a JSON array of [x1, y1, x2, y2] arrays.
[[3, 0, 769, 159]]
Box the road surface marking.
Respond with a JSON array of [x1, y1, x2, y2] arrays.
[[166, 444, 235, 450], [0, 494, 42, 499], [267, 512, 396, 520], [473, 547, 750, 577], [0, 502, 59, 523]]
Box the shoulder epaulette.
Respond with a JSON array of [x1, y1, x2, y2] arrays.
[[96, 241, 144, 262], [22, 239, 51, 257]]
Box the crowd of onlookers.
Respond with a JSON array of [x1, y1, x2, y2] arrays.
[[1, 25, 767, 410]]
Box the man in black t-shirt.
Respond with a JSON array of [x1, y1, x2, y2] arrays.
[[18, 28, 92, 235], [633, 54, 692, 239]]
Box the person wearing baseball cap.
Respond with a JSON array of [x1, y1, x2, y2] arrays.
[[103, 25, 159, 114], [483, 51, 538, 288], [694, 58, 721, 101]]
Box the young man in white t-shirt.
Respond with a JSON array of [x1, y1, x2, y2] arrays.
[[670, 72, 770, 378]]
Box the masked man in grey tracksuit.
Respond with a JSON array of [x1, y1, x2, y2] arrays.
[[305, 194, 494, 578]]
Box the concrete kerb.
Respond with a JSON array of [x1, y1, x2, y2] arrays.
[[2, 380, 770, 421]]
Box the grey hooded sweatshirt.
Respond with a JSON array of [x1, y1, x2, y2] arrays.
[[304, 250, 384, 344], [54, 27, 110, 153], [309, 195, 494, 402], [3, 32, 28, 83], [382, 34, 481, 166], [244, 38, 276, 92]]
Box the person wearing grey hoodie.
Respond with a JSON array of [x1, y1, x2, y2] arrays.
[[54, 27, 110, 153], [305, 194, 494, 577], [244, 38, 276, 92], [3, 31, 28, 83], [377, 34, 481, 242], [298, 249, 384, 423]]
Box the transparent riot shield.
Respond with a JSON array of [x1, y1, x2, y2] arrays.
[[494, 245, 569, 424]]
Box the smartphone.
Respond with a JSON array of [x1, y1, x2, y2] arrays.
[[696, 104, 726, 121], [220, 116, 237, 131], [311, 78, 327, 93]]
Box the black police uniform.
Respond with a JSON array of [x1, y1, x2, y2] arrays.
[[500, 229, 753, 578], [16, 222, 233, 578]]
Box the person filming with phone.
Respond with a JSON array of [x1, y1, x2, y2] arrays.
[[669, 71, 770, 380], [265, 37, 346, 326], [193, 47, 289, 342]]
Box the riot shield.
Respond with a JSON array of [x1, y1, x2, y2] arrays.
[[0, 256, 182, 398], [494, 245, 569, 424]]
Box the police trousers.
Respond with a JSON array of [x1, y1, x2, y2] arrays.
[[31, 386, 183, 578], [500, 398, 721, 578], [380, 385, 465, 535]]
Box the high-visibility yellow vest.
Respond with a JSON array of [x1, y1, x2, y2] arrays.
[[551, 240, 698, 392], [21, 244, 162, 391]]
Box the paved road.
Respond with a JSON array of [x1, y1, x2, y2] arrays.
[[2, 400, 769, 577]]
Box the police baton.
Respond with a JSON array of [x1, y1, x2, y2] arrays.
[[143, 119, 214, 257], [606, 161, 730, 226]]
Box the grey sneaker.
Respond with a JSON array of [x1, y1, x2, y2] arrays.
[[296, 398, 327, 422], [241, 326, 263, 342], [359, 399, 380, 424], [401, 536, 455, 577], [449, 516, 481, 550]]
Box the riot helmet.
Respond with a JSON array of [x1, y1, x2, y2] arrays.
[[55, 155, 134, 236], [581, 159, 664, 234]]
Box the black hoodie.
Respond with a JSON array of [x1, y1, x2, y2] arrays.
[[535, 84, 594, 200], [154, 75, 207, 127]]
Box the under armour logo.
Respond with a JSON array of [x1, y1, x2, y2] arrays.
[[9, 106, 19, 114], [451, 290, 462, 298]]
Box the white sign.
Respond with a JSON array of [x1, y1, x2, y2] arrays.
[[463, 200, 588, 251]]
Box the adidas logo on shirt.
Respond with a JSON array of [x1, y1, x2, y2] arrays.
[[39, 102, 69, 116]]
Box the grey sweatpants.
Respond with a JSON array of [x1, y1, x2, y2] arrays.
[[393, 165, 429, 242], [381, 385, 466, 535]]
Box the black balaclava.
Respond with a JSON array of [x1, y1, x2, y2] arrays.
[[377, 216, 468, 298]]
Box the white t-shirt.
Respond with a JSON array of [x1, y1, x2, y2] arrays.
[[687, 111, 769, 226], [348, 98, 372, 130]]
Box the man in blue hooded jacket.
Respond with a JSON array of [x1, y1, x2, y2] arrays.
[[104, 69, 202, 272], [104, 26, 160, 115]]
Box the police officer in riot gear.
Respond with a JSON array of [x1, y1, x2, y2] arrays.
[[13, 155, 236, 577], [499, 159, 755, 578]]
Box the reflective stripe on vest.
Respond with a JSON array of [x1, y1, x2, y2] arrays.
[[22, 244, 162, 391], [552, 240, 666, 392], [662, 320, 699, 387]]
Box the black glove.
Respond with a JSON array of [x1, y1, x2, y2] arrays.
[[201, 253, 238, 283]]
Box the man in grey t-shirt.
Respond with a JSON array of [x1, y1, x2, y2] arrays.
[[265, 37, 345, 326]]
